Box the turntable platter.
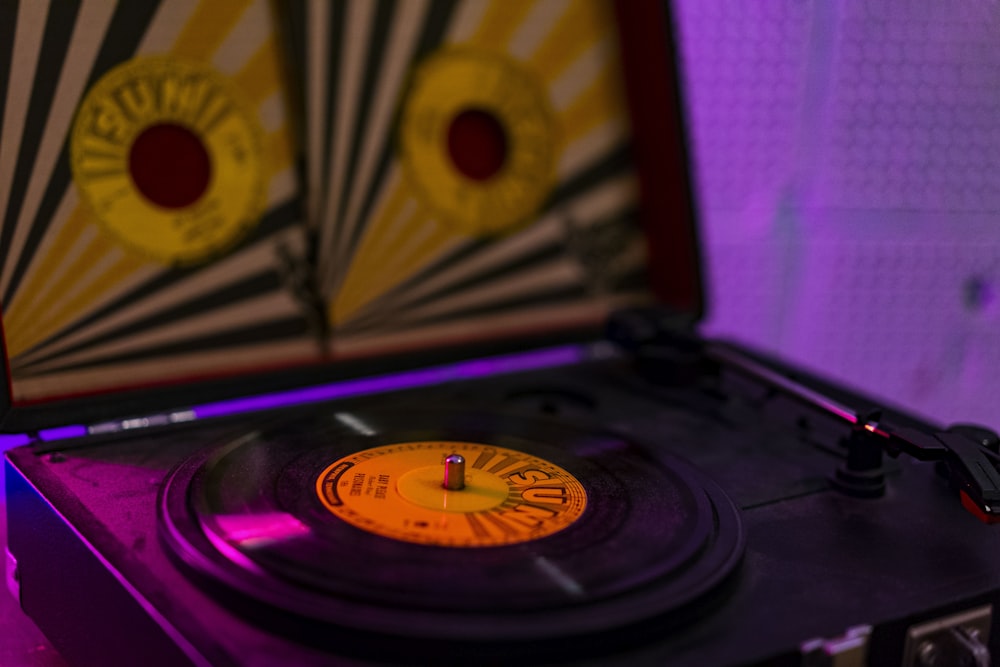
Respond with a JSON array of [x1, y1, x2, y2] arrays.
[[158, 409, 744, 653]]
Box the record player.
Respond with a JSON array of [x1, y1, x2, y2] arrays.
[[3, 1, 1000, 666]]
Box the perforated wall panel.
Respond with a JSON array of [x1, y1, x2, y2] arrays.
[[675, 0, 1000, 428]]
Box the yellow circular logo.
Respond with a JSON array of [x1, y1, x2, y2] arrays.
[[70, 56, 266, 265], [316, 441, 587, 547], [398, 48, 558, 237]]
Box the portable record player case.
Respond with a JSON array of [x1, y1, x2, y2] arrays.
[[5, 1, 1000, 666], [0, 0, 703, 434]]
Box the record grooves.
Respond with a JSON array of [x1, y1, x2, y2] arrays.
[[157, 409, 745, 658]]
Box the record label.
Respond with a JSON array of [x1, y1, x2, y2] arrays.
[[70, 56, 266, 265], [315, 441, 586, 547], [398, 48, 558, 237]]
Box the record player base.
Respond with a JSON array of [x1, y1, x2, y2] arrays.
[[5, 357, 1000, 666]]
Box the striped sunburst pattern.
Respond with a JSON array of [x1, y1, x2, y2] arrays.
[[0, 0, 315, 403], [303, 0, 653, 358]]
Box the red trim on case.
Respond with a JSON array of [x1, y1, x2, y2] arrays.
[[7, 353, 325, 407], [0, 305, 13, 420], [613, 0, 703, 316], [5, 310, 608, 409], [960, 490, 1000, 525]]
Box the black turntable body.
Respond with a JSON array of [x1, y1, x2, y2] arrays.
[[7, 321, 1000, 667]]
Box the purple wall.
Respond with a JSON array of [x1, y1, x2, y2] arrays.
[[675, 0, 1000, 428]]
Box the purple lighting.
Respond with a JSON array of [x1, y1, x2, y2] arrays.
[[0, 434, 31, 449], [1, 345, 591, 447], [37, 425, 88, 442], [193, 345, 587, 420]]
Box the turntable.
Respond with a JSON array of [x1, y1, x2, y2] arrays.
[[3, 1, 1000, 666]]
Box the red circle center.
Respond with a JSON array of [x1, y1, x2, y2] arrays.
[[128, 123, 211, 209], [447, 108, 508, 181]]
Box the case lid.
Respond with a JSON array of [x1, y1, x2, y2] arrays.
[[0, 0, 700, 433]]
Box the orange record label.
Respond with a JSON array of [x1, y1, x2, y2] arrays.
[[316, 441, 587, 547], [70, 56, 266, 265], [398, 48, 558, 237]]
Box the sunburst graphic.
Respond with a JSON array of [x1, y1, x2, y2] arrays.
[[0, 0, 310, 402], [304, 0, 650, 349]]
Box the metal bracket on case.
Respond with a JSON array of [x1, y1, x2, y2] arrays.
[[902, 605, 992, 667], [800, 625, 871, 667]]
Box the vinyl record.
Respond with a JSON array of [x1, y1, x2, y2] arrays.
[[158, 408, 744, 652]]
